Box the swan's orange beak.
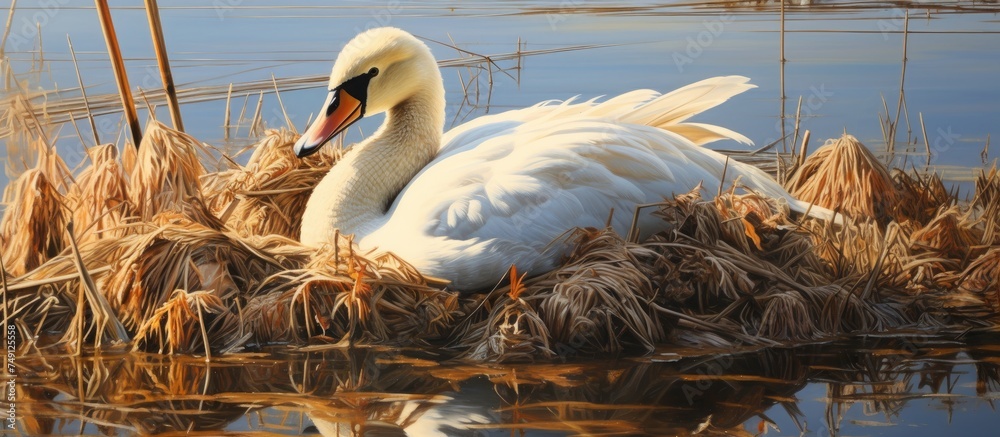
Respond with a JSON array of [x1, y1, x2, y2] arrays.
[[294, 87, 364, 158]]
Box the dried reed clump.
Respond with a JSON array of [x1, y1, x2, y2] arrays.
[[758, 291, 815, 340], [649, 192, 758, 303], [973, 165, 1000, 245], [974, 165, 1000, 208], [98, 215, 298, 336], [956, 248, 1000, 313], [714, 189, 790, 252], [644, 189, 907, 342], [760, 225, 835, 286], [459, 229, 666, 361], [909, 206, 979, 261], [65, 144, 134, 245], [533, 229, 664, 354], [893, 170, 953, 225], [0, 138, 75, 277], [799, 218, 910, 285], [243, 233, 459, 347], [461, 267, 556, 362], [204, 129, 339, 239], [0, 168, 67, 277], [128, 120, 213, 225], [786, 134, 900, 224], [133, 289, 245, 354], [714, 190, 834, 285]]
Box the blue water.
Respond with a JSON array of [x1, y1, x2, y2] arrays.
[[3, 1, 998, 188]]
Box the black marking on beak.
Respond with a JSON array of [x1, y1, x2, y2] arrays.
[[327, 68, 378, 117]]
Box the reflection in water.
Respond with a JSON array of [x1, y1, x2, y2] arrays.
[[12, 335, 1000, 436]]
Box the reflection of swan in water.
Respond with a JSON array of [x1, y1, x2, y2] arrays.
[[294, 27, 839, 290], [306, 390, 495, 437], [308, 418, 406, 437]]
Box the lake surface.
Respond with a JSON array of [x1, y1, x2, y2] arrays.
[[12, 335, 1000, 435], [3, 1, 1000, 435]]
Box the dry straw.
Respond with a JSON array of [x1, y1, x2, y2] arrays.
[[65, 144, 133, 245], [0, 139, 71, 277], [786, 134, 900, 224], [204, 128, 339, 239], [128, 120, 214, 224]]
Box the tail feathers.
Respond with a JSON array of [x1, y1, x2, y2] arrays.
[[663, 122, 752, 146], [623, 76, 755, 128], [522, 76, 755, 148]]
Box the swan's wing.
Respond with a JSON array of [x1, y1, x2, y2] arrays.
[[363, 77, 764, 288], [435, 75, 755, 156], [364, 117, 734, 288]]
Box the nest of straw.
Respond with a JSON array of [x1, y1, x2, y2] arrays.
[[96, 214, 302, 334], [242, 235, 459, 347], [4, 120, 999, 360], [458, 230, 666, 362], [204, 129, 339, 239], [452, 184, 915, 361], [648, 189, 906, 341]]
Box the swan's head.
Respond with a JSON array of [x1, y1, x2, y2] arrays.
[[294, 27, 442, 157]]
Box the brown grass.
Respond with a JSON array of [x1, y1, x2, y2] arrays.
[[204, 128, 339, 239], [66, 143, 133, 245], [894, 170, 953, 225], [128, 120, 215, 225], [786, 134, 900, 224], [0, 139, 69, 277], [957, 248, 1000, 313], [972, 165, 1000, 245], [243, 234, 459, 347]]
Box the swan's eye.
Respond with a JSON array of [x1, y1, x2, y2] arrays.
[[368, 67, 379, 77]]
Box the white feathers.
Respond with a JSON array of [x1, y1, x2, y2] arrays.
[[358, 78, 770, 289]]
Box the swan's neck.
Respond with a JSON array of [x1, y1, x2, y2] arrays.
[[301, 95, 443, 246]]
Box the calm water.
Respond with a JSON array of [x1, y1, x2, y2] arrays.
[[12, 335, 1000, 436], [3, 1, 1000, 435]]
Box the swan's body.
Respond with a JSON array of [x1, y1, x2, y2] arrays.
[[295, 28, 834, 291]]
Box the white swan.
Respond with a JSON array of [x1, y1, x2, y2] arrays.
[[294, 27, 834, 291]]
